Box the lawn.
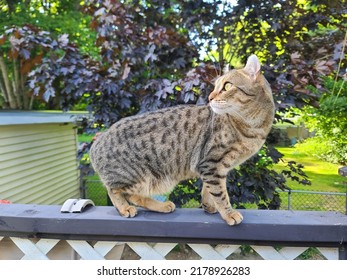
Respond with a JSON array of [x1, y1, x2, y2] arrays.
[[274, 146, 346, 212], [274, 146, 346, 193]]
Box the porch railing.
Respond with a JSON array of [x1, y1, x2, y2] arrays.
[[0, 203, 346, 260]]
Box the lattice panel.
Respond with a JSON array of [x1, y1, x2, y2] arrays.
[[0, 237, 339, 260]]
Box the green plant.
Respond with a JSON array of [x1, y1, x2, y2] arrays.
[[295, 247, 323, 260], [274, 147, 346, 193], [301, 77, 347, 164]]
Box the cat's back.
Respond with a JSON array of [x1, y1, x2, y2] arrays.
[[89, 104, 211, 175], [105, 104, 210, 144], [111, 104, 209, 138]]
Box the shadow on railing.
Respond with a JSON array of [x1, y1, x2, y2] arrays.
[[0, 204, 346, 260]]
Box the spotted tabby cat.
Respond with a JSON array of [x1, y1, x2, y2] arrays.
[[89, 55, 275, 225]]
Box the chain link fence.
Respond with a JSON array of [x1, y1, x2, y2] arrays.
[[81, 179, 347, 214], [81, 179, 111, 206], [278, 189, 346, 213]]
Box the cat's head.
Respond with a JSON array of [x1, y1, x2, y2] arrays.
[[208, 55, 274, 117]]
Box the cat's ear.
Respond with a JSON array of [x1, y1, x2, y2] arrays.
[[243, 54, 261, 81]]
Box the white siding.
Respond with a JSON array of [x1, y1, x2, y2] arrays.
[[0, 123, 80, 204]]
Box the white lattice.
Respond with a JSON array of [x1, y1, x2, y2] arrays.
[[11, 238, 58, 260], [317, 247, 339, 260], [188, 244, 240, 259], [127, 242, 177, 259], [251, 245, 307, 260], [0, 237, 339, 260]]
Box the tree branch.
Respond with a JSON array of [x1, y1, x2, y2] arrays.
[[0, 55, 18, 108], [12, 59, 23, 108], [0, 73, 9, 108]]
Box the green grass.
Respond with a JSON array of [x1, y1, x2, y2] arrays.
[[274, 146, 345, 192], [78, 133, 95, 142], [274, 146, 346, 212]]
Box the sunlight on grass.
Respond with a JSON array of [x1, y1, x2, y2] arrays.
[[78, 133, 95, 142], [275, 146, 346, 192]]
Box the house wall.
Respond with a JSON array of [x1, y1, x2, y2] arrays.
[[0, 122, 79, 204]]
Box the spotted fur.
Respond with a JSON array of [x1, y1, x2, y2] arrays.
[[89, 55, 275, 225]]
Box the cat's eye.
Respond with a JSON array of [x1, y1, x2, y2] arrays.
[[236, 86, 253, 96], [223, 82, 233, 91]]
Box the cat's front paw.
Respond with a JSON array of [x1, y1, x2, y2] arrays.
[[224, 210, 243, 226], [161, 201, 176, 213], [119, 205, 137, 218]]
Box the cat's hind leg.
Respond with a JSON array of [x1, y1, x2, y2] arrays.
[[125, 194, 176, 213], [201, 185, 217, 214], [107, 188, 137, 218]]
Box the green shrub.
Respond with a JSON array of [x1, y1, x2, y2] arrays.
[[294, 137, 338, 163], [301, 77, 347, 165]]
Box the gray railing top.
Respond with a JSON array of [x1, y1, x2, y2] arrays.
[[0, 204, 347, 248]]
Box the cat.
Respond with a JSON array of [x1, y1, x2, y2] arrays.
[[89, 54, 275, 226]]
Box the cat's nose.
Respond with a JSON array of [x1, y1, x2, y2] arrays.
[[208, 91, 217, 102]]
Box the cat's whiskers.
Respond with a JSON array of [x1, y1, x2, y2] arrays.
[[210, 100, 249, 125]]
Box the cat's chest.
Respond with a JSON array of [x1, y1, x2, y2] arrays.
[[211, 130, 265, 165]]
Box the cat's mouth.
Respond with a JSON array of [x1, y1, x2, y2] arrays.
[[210, 101, 247, 122], [209, 100, 230, 115]]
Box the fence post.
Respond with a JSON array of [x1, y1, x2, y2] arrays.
[[80, 176, 87, 199], [287, 190, 292, 210], [338, 166, 347, 215]]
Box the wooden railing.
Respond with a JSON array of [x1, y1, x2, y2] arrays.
[[0, 203, 346, 260]]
